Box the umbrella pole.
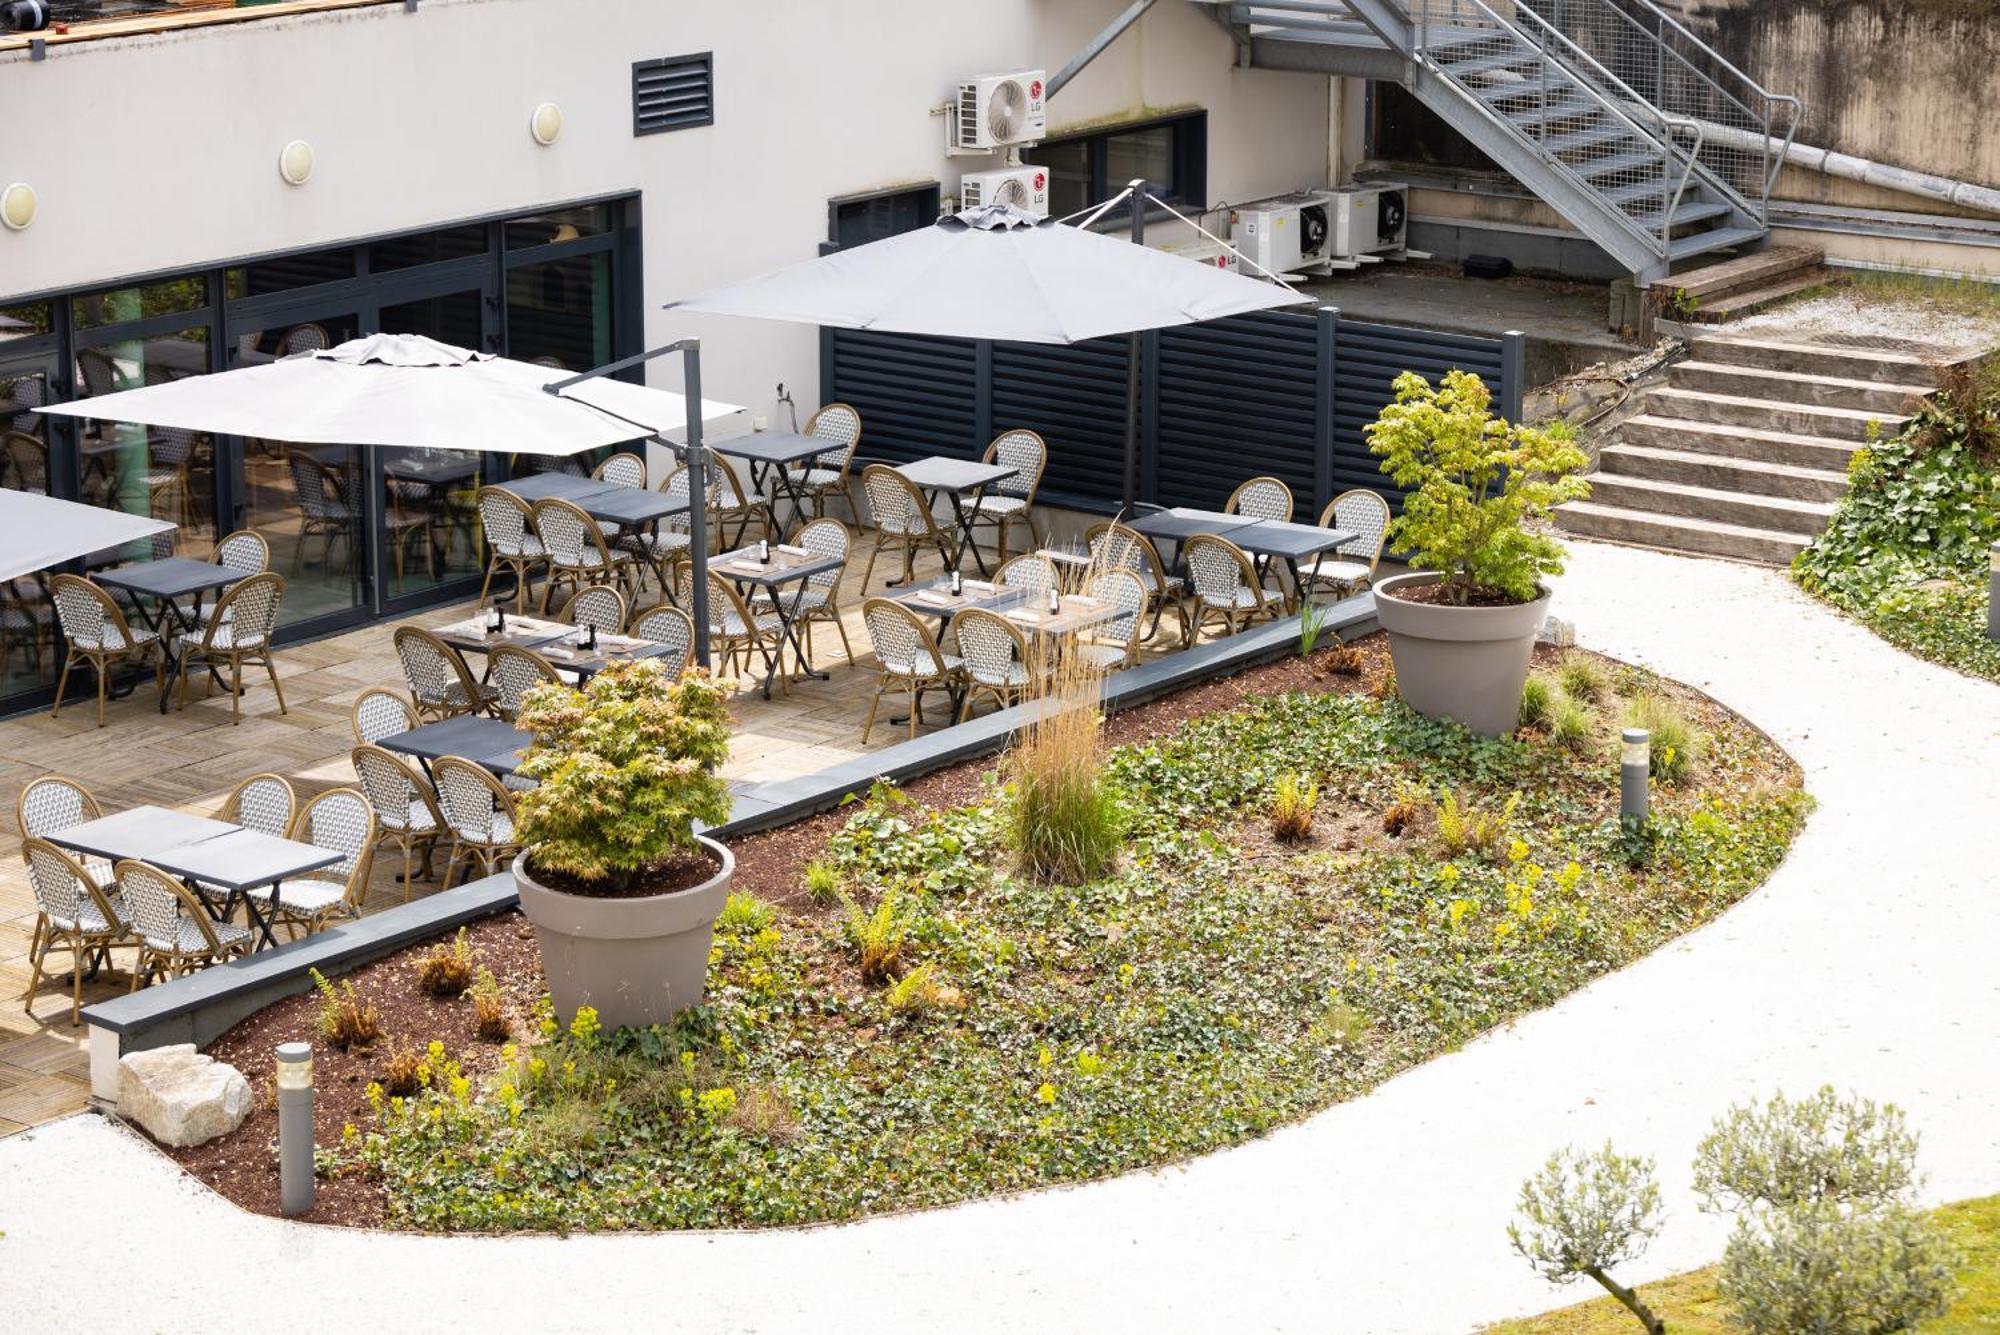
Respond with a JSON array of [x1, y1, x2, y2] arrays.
[[681, 345, 713, 670], [1121, 180, 1148, 513]]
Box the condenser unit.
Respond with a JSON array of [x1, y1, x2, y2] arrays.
[[952, 70, 1046, 151], [960, 166, 1049, 217], [1229, 183, 1413, 275]]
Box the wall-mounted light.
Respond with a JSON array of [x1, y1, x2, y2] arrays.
[[278, 140, 316, 186], [0, 182, 36, 231], [530, 102, 564, 146]]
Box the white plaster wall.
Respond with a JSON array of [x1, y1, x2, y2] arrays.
[[0, 0, 1331, 418]]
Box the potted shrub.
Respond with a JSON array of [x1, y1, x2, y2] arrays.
[[510, 658, 735, 1030], [1366, 368, 1590, 736]]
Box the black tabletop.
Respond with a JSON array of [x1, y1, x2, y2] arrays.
[[897, 456, 1017, 493], [713, 432, 828, 466], [583, 487, 689, 527], [711, 545, 842, 588], [1232, 520, 1358, 560], [385, 454, 480, 486], [500, 471, 615, 502], [149, 829, 342, 892], [379, 716, 532, 775], [48, 806, 239, 863], [94, 558, 247, 601], [1127, 508, 1258, 543]]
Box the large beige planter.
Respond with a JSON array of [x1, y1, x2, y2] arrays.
[[512, 836, 733, 1031], [1372, 571, 1551, 737]]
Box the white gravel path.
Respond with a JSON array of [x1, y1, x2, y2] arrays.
[[3, 541, 1998, 1335]]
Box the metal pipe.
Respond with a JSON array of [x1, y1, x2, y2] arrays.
[[1047, 0, 1159, 100], [1693, 119, 2000, 218]]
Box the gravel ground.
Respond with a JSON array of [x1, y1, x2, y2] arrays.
[[2, 540, 1997, 1335]]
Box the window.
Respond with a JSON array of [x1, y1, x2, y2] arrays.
[[1037, 112, 1207, 221], [633, 53, 715, 136], [829, 184, 941, 250]]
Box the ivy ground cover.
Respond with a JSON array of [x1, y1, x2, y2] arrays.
[[186, 643, 1807, 1231]]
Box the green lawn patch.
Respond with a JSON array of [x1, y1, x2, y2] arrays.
[[1487, 1193, 2000, 1333]]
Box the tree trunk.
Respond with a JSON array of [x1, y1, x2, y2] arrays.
[[1584, 1267, 1665, 1335]]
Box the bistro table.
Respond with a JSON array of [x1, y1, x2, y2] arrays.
[[47, 805, 340, 951], [379, 715, 532, 779], [711, 542, 843, 699], [712, 432, 831, 534], [93, 559, 249, 713], [537, 631, 679, 682], [1126, 507, 1259, 565], [1230, 520, 1358, 611], [998, 591, 1120, 644], [891, 576, 1024, 622], [429, 612, 572, 656], [497, 470, 612, 503], [895, 456, 1017, 579]]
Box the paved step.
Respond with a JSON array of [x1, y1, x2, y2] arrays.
[[1688, 336, 1940, 387], [1555, 501, 1812, 565], [1668, 360, 1936, 414], [1582, 472, 1837, 535], [1668, 226, 1765, 263], [1647, 386, 1907, 441], [1619, 415, 1864, 470], [1598, 443, 1851, 503], [1690, 269, 1836, 322], [1668, 244, 1823, 301]]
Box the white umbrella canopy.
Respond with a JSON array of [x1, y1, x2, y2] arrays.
[[668, 203, 1308, 343], [0, 488, 176, 583], [36, 334, 749, 454]]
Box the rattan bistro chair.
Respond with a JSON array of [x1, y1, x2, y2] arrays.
[[351, 686, 420, 747], [967, 428, 1047, 561], [118, 860, 251, 990], [708, 452, 777, 551], [1184, 533, 1284, 640], [860, 597, 964, 743], [615, 465, 695, 596], [1225, 475, 1295, 523], [563, 585, 628, 640], [213, 529, 271, 578], [677, 565, 783, 681], [996, 552, 1059, 599], [49, 573, 164, 727], [951, 607, 1039, 722], [628, 604, 695, 676], [533, 497, 634, 613], [432, 756, 522, 891], [1304, 488, 1393, 600], [175, 571, 287, 723], [488, 644, 562, 721], [219, 772, 297, 840], [249, 787, 377, 939], [788, 403, 863, 521], [22, 838, 132, 1023], [1077, 569, 1149, 672], [1086, 520, 1190, 644], [394, 625, 496, 721], [352, 743, 446, 897], [858, 465, 952, 590], [591, 450, 647, 489], [475, 486, 548, 613], [748, 517, 855, 665]]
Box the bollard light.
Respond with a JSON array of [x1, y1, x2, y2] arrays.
[[1620, 728, 1650, 825], [276, 1041, 315, 1217], [1987, 542, 1999, 642]]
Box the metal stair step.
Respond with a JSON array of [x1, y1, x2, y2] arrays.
[[1618, 414, 1863, 470], [1600, 178, 1671, 207], [1442, 50, 1542, 80], [1555, 501, 1812, 566], [1668, 225, 1766, 261], [1543, 122, 1631, 155], [1647, 385, 1909, 441], [1577, 148, 1659, 180], [1630, 199, 1734, 232], [1687, 336, 1940, 387], [1668, 360, 1934, 414], [1598, 443, 1850, 503]]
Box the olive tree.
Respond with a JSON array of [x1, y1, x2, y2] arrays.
[[1720, 1202, 1958, 1335], [1509, 1143, 1667, 1335], [1693, 1086, 1919, 1213]]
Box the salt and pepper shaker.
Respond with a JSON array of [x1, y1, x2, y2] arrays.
[[585, 622, 598, 651], [758, 538, 770, 565], [487, 603, 502, 634], [950, 570, 962, 597], [1047, 586, 1060, 615]]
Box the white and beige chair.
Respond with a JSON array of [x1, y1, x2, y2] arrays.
[[17, 775, 115, 892], [1225, 474, 1295, 523], [49, 573, 164, 727], [1184, 533, 1283, 640], [213, 529, 271, 578], [175, 570, 286, 723], [788, 403, 862, 521], [475, 486, 547, 613], [351, 686, 419, 747], [951, 607, 1038, 722], [1305, 488, 1393, 600], [708, 452, 776, 551], [432, 756, 522, 890], [22, 837, 132, 1023], [677, 565, 783, 681], [488, 644, 562, 721], [351, 742, 446, 896], [616, 466, 695, 595], [996, 552, 1059, 599], [749, 517, 854, 666], [858, 464, 951, 590], [860, 597, 963, 742], [628, 603, 695, 676], [967, 428, 1047, 561], [249, 787, 377, 939], [394, 625, 495, 721], [118, 859, 251, 989], [532, 497, 633, 613], [1086, 520, 1189, 644], [1077, 569, 1149, 672], [563, 585, 628, 640], [219, 772, 297, 840], [591, 451, 647, 489]]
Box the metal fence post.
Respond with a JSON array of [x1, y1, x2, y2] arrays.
[[973, 340, 994, 455], [1314, 306, 1340, 517], [818, 325, 835, 411], [1500, 328, 1527, 422], [1139, 328, 1161, 507]]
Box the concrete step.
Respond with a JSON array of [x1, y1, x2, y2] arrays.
[[1690, 269, 1837, 322], [1619, 415, 1863, 471], [1668, 360, 1935, 414], [1598, 443, 1851, 503], [1555, 501, 1812, 565], [1668, 244, 1823, 301], [1646, 386, 1907, 441], [1687, 335, 1941, 387], [1582, 471, 1837, 534]]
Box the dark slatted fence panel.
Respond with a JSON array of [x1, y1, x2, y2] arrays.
[[1329, 318, 1509, 504], [1156, 311, 1319, 511], [991, 337, 1129, 503], [823, 329, 978, 464]]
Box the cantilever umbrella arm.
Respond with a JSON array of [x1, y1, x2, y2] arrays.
[[543, 342, 713, 669]]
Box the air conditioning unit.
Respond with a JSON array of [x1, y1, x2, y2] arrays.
[[960, 166, 1049, 217], [1229, 183, 1411, 274], [953, 70, 1046, 150]]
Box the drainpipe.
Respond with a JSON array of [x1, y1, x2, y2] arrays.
[[1694, 120, 2000, 218]]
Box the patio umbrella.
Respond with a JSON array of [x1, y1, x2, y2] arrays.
[[0, 488, 176, 583], [667, 198, 1308, 505], [35, 333, 749, 453]]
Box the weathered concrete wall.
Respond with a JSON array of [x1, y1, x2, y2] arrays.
[[1669, 0, 2000, 213]]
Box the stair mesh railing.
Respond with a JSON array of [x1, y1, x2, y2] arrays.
[[1515, 0, 1797, 221], [1413, 0, 1702, 258]]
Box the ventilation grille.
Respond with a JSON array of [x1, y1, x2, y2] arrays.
[[632, 53, 714, 136]]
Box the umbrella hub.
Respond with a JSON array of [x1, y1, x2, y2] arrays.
[[944, 203, 1049, 232], [308, 333, 491, 367]]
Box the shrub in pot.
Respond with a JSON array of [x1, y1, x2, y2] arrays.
[[510, 658, 735, 1030], [1366, 368, 1590, 735]]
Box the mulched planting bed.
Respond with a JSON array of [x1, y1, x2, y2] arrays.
[[165, 632, 1809, 1233]]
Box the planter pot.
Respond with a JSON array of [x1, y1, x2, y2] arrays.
[[512, 836, 734, 1031], [1372, 572, 1551, 737]]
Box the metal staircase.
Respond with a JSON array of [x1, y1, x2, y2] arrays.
[[1197, 0, 1799, 283]]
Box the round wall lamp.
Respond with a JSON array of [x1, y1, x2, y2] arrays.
[[529, 102, 564, 146], [278, 140, 316, 186], [1, 182, 36, 231]]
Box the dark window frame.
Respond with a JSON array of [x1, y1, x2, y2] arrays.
[[1036, 110, 1209, 221], [826, 182, 942, 250], [632, 52, 716, 136]]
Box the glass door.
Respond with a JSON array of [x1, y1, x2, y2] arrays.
[[0, 331, 63, 704]]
